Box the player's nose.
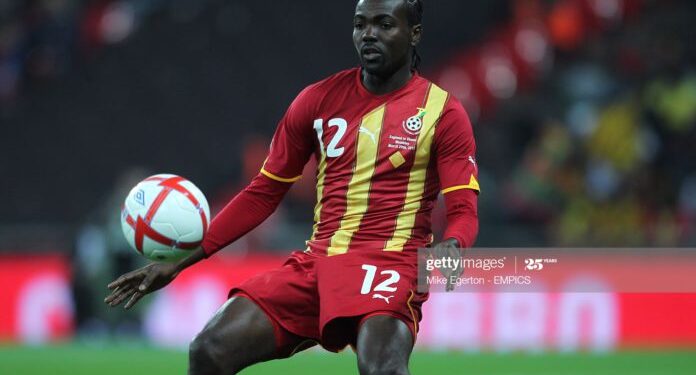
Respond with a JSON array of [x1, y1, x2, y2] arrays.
[[362, 25, 378, 42]]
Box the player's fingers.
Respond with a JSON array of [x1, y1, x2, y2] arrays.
[[109, 287, 136, 307], [104, 286, 123, 303], [447, 269, 461, 292], [138, 270, 158, 292], [105, 284, 132, 304], [125, 292, 144, 310], [434, 242, 458, 259], [447, 245, 464, 279], [110, 290, 134, 307], [446, 244, 461, 258], [453, 267, 464, 280], [108, 274, 132, 289], [453, 256, 464, 276], [445, 275, 455, 292], [108, 270, 143, 289]]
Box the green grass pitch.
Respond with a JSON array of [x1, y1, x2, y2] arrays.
[[1, 344, 695, 374]]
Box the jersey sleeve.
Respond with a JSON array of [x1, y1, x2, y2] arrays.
[[201, 174, 292, 257], [260, 86, 318, 183], [442, 188, 479, 248], [434, 98, 480, 195]]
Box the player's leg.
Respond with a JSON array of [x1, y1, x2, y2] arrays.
[[355, 315, 414, 375], [188, 296, 304, 375]]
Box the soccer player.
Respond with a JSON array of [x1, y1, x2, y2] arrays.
[[105, 0, 479, 373]]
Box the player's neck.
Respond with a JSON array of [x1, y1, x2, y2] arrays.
[[361, 64, 413, 96]]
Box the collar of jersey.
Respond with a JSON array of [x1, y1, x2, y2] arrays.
[[355, 67, 421, 99]]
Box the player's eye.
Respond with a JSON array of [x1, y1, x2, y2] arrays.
[[380, 23, 393, 30], [354, 21, 364, 29]]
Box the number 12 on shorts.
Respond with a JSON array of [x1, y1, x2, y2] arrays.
[[360, 264, 400, 294]]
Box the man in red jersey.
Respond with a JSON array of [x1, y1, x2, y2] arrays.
[[105, 0, 479, 373]]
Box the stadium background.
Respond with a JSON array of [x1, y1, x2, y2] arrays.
[[1, 0, 695, 374]]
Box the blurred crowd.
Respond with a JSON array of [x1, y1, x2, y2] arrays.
[[2, 0, 110, 108], [0, 0, 214, 111], [484, 0, 696, 246]]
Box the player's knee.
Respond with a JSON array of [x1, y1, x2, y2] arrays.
[[357, 357, 410, 375], [189, 331, 239, 375], [189, 333, 219, 374]]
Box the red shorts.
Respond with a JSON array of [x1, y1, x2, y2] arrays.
[[230, 250, 428, 353]]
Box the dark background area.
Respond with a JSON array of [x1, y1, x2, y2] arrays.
[[0, 0, 508, 225]]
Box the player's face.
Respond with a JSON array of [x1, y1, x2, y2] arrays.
[[353, 0, 421, 77]]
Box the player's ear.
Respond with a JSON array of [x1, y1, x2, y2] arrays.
[[411, 24, 422, 47]]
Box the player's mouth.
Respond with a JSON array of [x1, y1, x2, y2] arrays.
[[361, 46, 382, 60]]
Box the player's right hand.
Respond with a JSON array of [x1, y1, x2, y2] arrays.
[[431, 238, 463, 292], [104, 263, 179, 309]]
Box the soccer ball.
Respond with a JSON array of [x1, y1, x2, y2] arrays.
[[120, 174, 210, 262]]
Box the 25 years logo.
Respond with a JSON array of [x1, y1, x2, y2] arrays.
[[524, 258, 558, 271]]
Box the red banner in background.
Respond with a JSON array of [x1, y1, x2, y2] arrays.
[[1, 253, 695, 349], [417, 292, 696, 350], [620, 294, 696, 347], [0, 254, 74, 343]]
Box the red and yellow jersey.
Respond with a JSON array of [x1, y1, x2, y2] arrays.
[[261, 68, 479, 255]]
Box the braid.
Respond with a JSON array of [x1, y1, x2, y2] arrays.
[[412, 49, 421, 71], [405, 0, 424, 70]]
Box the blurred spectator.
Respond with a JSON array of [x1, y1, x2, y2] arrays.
[[74, 167, 150, 338], [465, 0, 696, 246]]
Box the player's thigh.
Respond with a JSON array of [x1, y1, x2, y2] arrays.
[[189, 296, 284, 372], [356, 315, 413, 375]]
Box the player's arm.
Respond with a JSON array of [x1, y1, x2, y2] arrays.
[[200, 84, 318, 257], [430, 98, 480, 291], [105, 86, 319, 309]]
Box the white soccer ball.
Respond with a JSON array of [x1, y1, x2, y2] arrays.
[[120, 174, 210, 262]]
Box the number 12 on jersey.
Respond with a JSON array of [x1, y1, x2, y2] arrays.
[[360, 264, 400, 294], [314, 118, 347, 158]]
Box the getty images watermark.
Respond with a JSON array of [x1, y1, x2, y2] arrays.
[[417, 248, 696, 293], [424, 255, 510, 287]]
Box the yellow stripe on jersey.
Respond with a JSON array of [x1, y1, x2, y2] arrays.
[[327, 104, 386, 256], [309, 150, 328, 242], [441, 174, 480, 194], [260, 168, 303, 183], [385, 84, 449, 252]]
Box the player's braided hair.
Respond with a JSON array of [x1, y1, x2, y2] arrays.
[[405, 0, 423, 70]]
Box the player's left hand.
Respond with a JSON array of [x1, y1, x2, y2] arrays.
[[431, 238, 462, 292]]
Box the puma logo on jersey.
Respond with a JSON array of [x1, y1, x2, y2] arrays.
[[372, 293, 394, 304], [359, 126, 377, 144], [468, 155, 477, 171]]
